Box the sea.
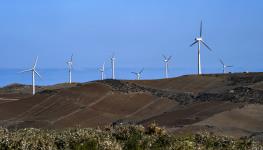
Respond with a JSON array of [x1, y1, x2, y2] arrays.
[[0, 67, 238, 87]]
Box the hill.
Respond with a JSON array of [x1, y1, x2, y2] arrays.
[[0, 72, 263, 138]]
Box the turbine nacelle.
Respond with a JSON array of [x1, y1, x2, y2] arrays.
[[195, 37, 202, 41], [67, 61, 73, 67]]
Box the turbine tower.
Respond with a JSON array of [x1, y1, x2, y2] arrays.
[[190, 21, 212, 75], [131, 68, 144, 80], [67, 54, 73, 84], [163, 55, 172, 78], [220, 59, 233, 74], [111, 54, 116, 79], [20, 56, 41, 95], [99, 62, 105, 80]]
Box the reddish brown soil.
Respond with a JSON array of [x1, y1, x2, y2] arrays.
[[0, 72, 263, 137]]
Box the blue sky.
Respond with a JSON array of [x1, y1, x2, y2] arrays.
[[0, 0, 262, 73]]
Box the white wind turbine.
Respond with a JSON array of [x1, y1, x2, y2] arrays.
[[190, 21, 212, 75], [220, 59, 233, 74], [163, 55, 172, 78], [131, 68, 144, 80], [20, 56, 41, 95], [99, 62, 105, 80], [66, 54, 73, 84], [111, 54, 116, 79]]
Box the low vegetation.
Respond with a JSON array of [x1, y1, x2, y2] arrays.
[[0, 123, 262, 150]]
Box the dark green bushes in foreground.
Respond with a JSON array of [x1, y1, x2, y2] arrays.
[[0, 123, 262, 150]]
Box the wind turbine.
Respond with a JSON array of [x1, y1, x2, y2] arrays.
[[220, 59, 233, 74], [131, 68, 144, 80], [190, 21, 212, 75], [99, 62, 105, 80], [111, 54, 116, 79], [163, 55, 172, 78], [66, 54, 73, 84], [20, 56, 41, 95]]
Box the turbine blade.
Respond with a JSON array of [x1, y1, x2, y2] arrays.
[[19, 69, 32, 73], [139, 68, 144, 74], [227, 65, 233, 67], [201, 40, 212, 51], [200, 20, 203, 37], [34, 70, 42, 78], [162, 55, 167, 60], [131, 72, 137, 75], [33, 56, 38, 69], [167, 56, 172, 61], [219, 59, 224, 65], [190, 41, 198, 47], [70, 54, 73, 62]]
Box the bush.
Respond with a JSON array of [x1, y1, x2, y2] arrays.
[[0, 125, 261, 150]]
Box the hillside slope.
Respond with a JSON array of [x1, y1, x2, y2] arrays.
[[0, 72, 263, 138]]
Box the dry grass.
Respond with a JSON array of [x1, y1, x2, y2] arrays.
[[0, 123, 262, 150]]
